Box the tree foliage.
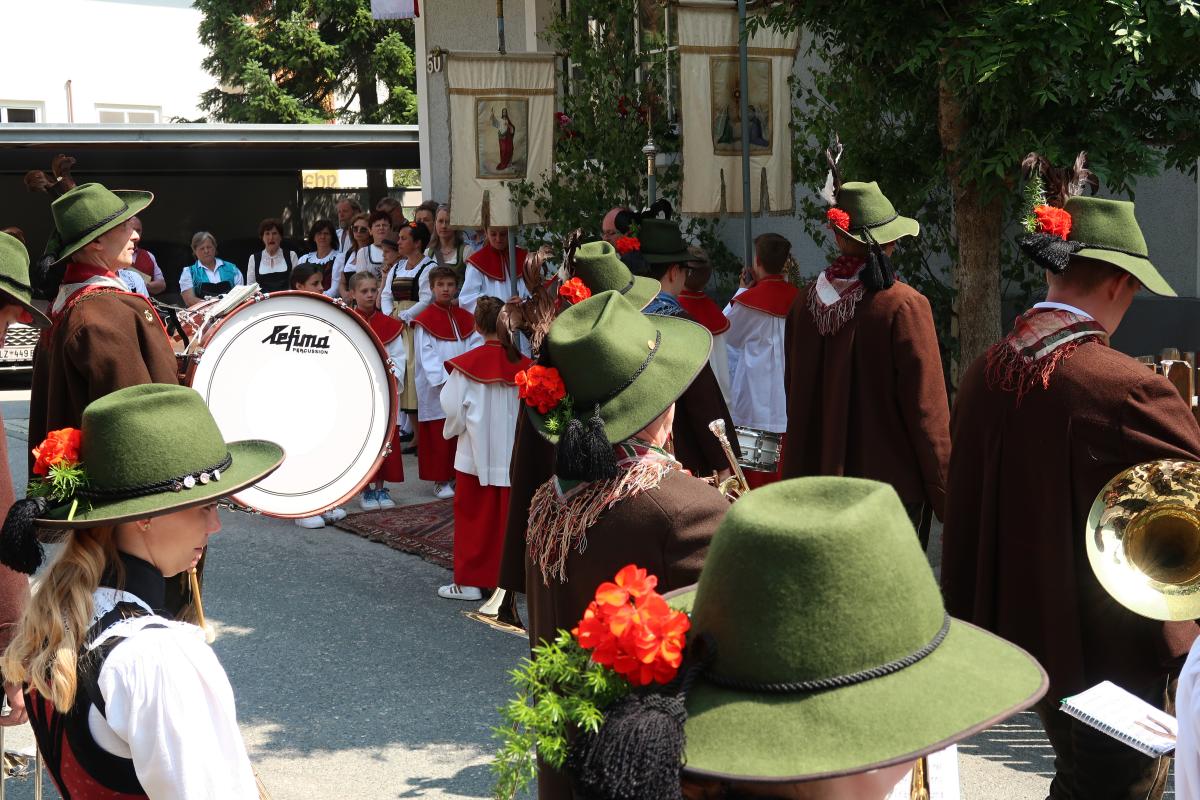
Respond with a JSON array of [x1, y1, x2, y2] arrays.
[[193, 0, 417, 125], [757, 0, 1200, 374]]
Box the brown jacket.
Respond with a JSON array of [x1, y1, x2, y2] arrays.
[[671, 364, 739, 479], [782, 282, 950, 517], [941, 340, 1200, 697], [29, 291, 179, 476], [498, 410, 555, 593]]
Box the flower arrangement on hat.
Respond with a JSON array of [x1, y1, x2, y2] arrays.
[[492, 564, 691, 799], [826, 207, 851, 232], [514, 364, 575, 435], [614, 235, 641, 256], [26, 427, 87, 519], [558, 277, 592, 305]]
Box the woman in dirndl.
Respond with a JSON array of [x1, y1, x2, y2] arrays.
[[385, 221, 436, 450], [0, 383, 283, 799]]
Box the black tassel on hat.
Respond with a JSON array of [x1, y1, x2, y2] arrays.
[[567, 692, 687, 800], [1018, 231, 1082, 274], [860, 232, 896, 292], [556, 404, 618, 482], [0, 497, 48, 575]]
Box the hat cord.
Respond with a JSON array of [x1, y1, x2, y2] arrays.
[[702, 612, 951, 694], [596, 330, 661, 407], [77, 452, 233, 500]]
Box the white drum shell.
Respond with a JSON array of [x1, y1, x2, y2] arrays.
[[735, 426, 783, 472]]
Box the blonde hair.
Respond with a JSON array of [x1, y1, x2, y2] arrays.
[[2, 528, 121, 712]]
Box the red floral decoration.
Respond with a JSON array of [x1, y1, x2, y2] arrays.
[[558, 277, 592, 304], [32, 428, 81, 477], [1033, 205, 1072, 240], [826, 207, 852, 232], [515, 365, 568, 414], [614, 236, 641, 255], [572, 564, 691, 687]]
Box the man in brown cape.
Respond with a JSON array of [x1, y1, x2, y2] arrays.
[[521, 289, 727, 799], [941, 190, 1200, 800], [782, 181, 949, 546]]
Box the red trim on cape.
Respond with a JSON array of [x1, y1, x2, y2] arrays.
[[413, 303, 476, 341], [62, 262, 117, 284], [678, 290, 731, 335], [51, 284, 169, 339], [731, 276, 798, 318], [466, 245, 528, 282], [358, 308, 404, 345], [446, 340, 532, 386]]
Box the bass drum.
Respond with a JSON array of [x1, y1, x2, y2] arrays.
[[184, 291, 397, 518]]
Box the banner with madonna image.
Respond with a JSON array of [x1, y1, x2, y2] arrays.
[[445, 53, 557, 228], [677, 4, 799, 215]]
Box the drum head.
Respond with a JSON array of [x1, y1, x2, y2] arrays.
[[188, 292, 396, 517]]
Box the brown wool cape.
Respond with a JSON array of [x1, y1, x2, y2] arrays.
[[941, 340, 1200, 698], [670, 362, 739, 478], [497, 409, 554, 593], [782, 281, 950, 517]]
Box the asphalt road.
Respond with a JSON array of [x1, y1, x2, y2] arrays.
[[0, 378, 1166, 799]]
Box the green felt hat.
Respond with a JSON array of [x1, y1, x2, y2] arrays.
[[1065, 196, 1174, 297], [38, 384, 284, 528], [832, 181, 920, 245], [666, 477, 1047, 782], [0, 233, 50, 328], [49, 182, 153, 265], [638, 219, 703, 265], [568, 241, 659, 310], [532, 290, 711, 444]]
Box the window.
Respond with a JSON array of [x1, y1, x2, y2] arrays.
[[96, 105, 161, 124], [0, 105, 40, 123]]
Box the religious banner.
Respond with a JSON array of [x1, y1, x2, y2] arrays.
[[445, 53, 556, 228], [677, 4, 799, 215], [370, 0, 419, 20]]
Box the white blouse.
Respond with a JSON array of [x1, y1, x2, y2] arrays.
[[381, 256, 436, 320], [247, 249, 297, 284], [297, 250, 346, 298]]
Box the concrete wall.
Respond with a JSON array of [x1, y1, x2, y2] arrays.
[[1, 0, 210, 124]]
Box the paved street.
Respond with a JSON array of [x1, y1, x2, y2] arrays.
[[0, 383, 1167, 799]]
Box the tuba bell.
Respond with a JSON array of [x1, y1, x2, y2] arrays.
[[1086, 459, 1200, 622]]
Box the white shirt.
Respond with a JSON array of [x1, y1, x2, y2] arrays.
[[297, 250, 346, 298], [439, 356, 521, 485], [1177, 640, 1200, 798], [458, 263, 529, 313], [382, 256, 436, 320], [724, 293, 789, 433], [1032, 300, 1095, 320], [414, 319, 481, 422], [247, 249, 297, 284], [177, 261, 245, 294], [87, 587, 258, 799], [337, 227, 355, 254], [117, 268, 149, 297], [709, 332, 733, 405], [346, 244, 384, 276]]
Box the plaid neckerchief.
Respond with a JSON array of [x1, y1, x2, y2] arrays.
[[985, 307, 1109, 402]]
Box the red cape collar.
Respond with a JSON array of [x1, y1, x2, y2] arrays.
[[678, 290, 731, 335], [467, 245, 528, 282], [731, 276, 798, 318], [358, 308, 404, 344], [62, 262, 118, 284], [446, 341, 531, 386], [413, 303, 476, 340]]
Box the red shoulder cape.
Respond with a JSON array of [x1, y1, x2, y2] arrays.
[[678, 290, 731, 335], [446, 340, 532, 386], [731, 276, 799, 318], [466, 245, 529, 282], [359, 309, 404, 345], [413, 303, 476, 341]]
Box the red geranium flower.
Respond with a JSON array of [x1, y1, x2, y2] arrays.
[[614, 236, 641, 255], [514, 365, 567, 414], [826, 207, 851, 232], [558, 277, 592, 304], [571, 563, 690, 687], [1033, 204, 1072, 240], [32, 428, 81, 476]]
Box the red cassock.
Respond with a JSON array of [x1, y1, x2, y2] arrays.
[[359, 308, 406, 483]]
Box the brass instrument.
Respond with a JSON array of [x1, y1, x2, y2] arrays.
[[464, 589, 527, 637], [1086, 459, 1200, 621], [708, 419, 750, 501]]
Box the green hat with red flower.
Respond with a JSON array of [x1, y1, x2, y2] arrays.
[[0, 384, 284, 575], [563, 241, 659, 310], [825, 181, 919, 246]]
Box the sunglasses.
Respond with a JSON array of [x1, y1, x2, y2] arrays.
[[353, 226, 370, 233]]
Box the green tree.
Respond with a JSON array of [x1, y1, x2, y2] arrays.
[[194, 0, 417, 200], [758, 0, 1200, 379]]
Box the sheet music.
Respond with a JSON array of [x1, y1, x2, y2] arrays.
[[883, 745, 961, 800]]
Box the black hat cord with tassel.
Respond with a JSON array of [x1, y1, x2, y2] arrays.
[[0, 497, 49, 575], [860, 226, 897, 292]]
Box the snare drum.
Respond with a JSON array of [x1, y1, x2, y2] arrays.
[[183, 290, 397, 517], [735, 426, 783, 473]]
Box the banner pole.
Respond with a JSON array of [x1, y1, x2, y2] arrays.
[[737, 0, 753, 269], [496, 0, 506, 54]]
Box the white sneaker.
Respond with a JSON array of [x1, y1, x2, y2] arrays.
[[359, 490, 380, 512], [294, 515, 325, 529], [376, 490, 396, 510], [322, 507, 348, 523], [434, 482, 455, 500], [438, 583, 483, 601]]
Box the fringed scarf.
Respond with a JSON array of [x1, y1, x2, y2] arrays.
[[985, 307, 1109, 403], [527, 439, 682, 585], [807, 256, 866, 336]]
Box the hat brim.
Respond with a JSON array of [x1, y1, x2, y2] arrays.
[[38, 440, 284, 528], [619, 275, 661, 310], [843, 215, 920, 246], [530, 316, 712, 445], [665, 588, 1048, 782], [642, 249, 703, 266], [1072, 248, 1176, 297], [11, 296, 50, 329], [53, 190, 154, 266]]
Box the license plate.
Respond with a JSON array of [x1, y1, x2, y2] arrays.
[[0, 347, 33, 362]]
